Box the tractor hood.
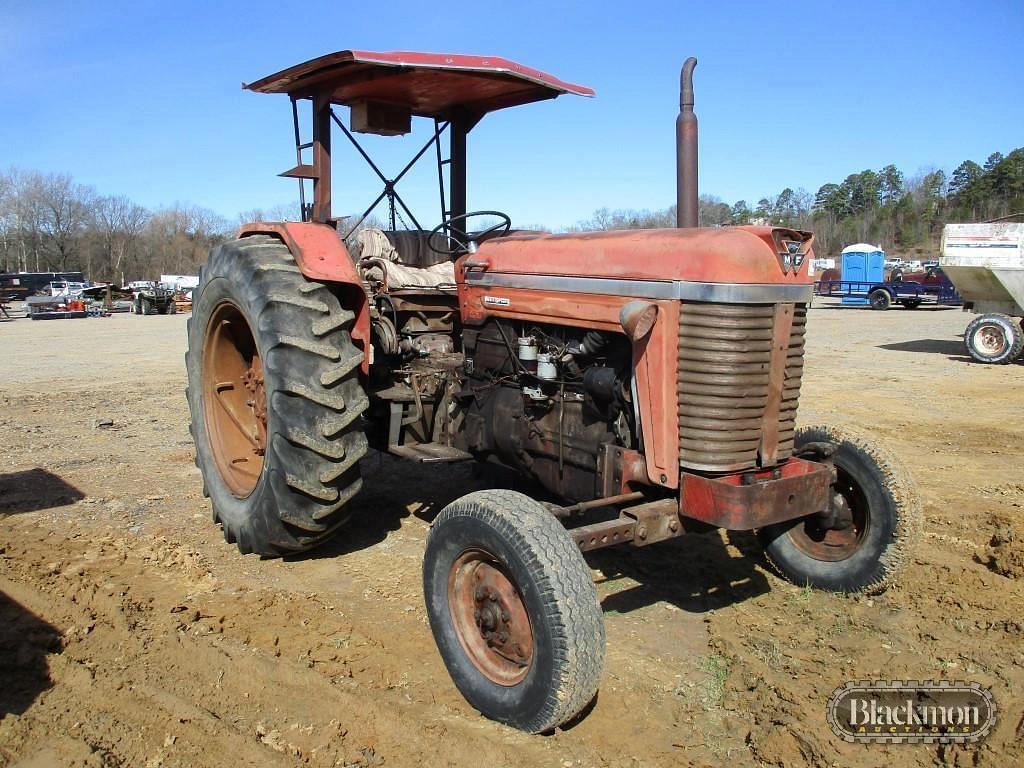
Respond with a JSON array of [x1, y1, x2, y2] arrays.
[[460, 226, 815, 302]]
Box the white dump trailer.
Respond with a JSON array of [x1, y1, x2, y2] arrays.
[[941, 221, 1024, 363]]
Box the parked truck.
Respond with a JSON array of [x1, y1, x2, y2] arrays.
[[940, 221, 1024, 363]]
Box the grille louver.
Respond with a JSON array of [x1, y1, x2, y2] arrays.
[[678, 302, 806, 472]]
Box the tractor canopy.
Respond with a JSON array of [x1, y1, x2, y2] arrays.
[[244, 50, 593, 228], [244, 49, 594, 124]]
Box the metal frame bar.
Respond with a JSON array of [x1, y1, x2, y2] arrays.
[[311, 94, 332, 224], [290, 98, 310, 221], [329, 109, 450, 238], [292, 94, 470, 240], [434, 117, 449, 225], [464, 271, 815, 304]]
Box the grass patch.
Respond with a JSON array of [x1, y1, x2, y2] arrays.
[[697, 653, 731, 710]]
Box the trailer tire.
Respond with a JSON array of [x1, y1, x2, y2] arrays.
[[758, 425, 921, 594], [185, 235, 368, 555], [903, 298, 921, 309], [423, 490, 605, 733], [964, 313, 1024, 364], [868, 289, 891, 311]]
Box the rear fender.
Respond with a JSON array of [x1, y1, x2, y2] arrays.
[[238, 221, 371, 374]]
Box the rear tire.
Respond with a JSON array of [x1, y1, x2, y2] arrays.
[[423, 490, 605, 733], [757, 425, 921, 594], [185, 235, 368, 555], [964, 313, 1024, 364], [869, 289, 892, 311]]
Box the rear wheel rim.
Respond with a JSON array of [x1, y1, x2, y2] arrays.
[[972, 323, 1007, 357], [202, 300, 267, 498], [448, 550, 534, 686], [788, 466, 868, 562]]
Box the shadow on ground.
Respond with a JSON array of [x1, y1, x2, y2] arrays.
[[877, 338, 977, 363], [0, 468, 85, 515], [0, 592, 62, 717], [292, 452, 773, 615], [287, 453, 529, 561], [286, 456, 770, 618], [589, 528, 771, 614]]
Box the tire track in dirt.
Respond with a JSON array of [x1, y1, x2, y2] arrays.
[[0, 519, 580, 768]]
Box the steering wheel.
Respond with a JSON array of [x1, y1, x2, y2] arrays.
[[427, 210, 512, 256]]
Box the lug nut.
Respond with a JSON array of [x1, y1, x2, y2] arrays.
[[475, 588, 485, 601]]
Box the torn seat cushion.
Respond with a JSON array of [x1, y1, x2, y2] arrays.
[[355, 228, 456, 290]]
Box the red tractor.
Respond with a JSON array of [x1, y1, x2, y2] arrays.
[[186, 50, 919, 733]]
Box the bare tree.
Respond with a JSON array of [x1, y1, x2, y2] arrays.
[[37, 173, 94, 270], [94, 194, 149, 283], [135, 204, 229, 280], [237, 202, 301, 225]]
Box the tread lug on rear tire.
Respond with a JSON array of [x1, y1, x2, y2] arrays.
[[964, 313, 1024, 364], [185, 235, 368, 556], [423, 490, 605, 733], [757, 424, 922, 594]]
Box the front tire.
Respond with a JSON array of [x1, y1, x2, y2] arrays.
[[758, 425, 921, 594], [185, 235, 368, 555], [423, 490, 605, 733], [964, 313, 1024, 364]]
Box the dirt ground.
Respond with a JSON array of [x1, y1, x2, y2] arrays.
[[1, 298, 1022, 768]]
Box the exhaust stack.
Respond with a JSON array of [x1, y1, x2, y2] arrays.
[[676, 57, 698, 228]]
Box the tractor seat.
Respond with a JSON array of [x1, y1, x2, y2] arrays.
[[382, 230, 451, 268], [355, 228, 456, 292]]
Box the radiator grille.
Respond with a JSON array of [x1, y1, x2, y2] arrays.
[[677, 302, 806, 472]]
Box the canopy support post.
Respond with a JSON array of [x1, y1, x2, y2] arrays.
[[311, 94, 333, 226]]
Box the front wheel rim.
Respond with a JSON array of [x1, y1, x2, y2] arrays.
[[448, 550, 534, 686], [788, 467, 868, 562], [972, 324, 1008, 357], [201, 300, 267, 498]]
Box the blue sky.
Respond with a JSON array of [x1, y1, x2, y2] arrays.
[[1, 0, 1022, 230]]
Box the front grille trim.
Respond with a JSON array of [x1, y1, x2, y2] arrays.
[[678, 301, 806, 473]]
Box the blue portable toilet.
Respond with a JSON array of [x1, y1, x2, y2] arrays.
[[840, 243, 885, 305]]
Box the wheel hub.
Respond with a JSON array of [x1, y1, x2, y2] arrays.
[[789, 483, 867, 562], [974, 324, 1007, 355], [241, 361, 267, 456], [449, 551, 533, 685], [201, 301, 267, 498]]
